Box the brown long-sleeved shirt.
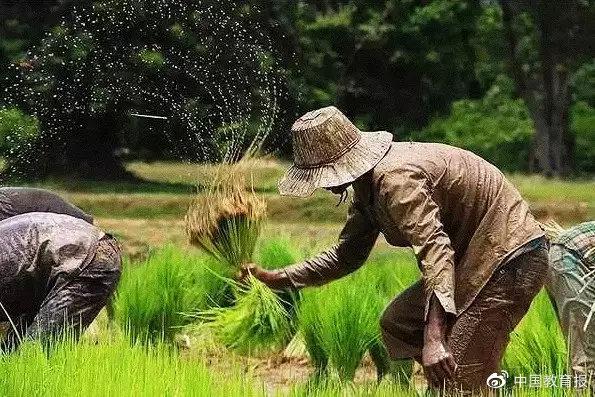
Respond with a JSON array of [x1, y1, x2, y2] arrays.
[[277, 142, 544, 317]]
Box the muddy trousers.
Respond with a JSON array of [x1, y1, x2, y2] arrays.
[[380, 246, 548, 391], [1, 236, 121, 353]]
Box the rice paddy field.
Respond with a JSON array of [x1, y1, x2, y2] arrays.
[[2, 160, 595, 396]]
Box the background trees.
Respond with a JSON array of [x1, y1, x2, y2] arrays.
[[0, 0, 593, 179]]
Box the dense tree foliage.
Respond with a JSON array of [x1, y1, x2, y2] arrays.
[[0, 0, 593, 179]]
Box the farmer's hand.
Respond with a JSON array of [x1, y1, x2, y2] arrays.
[[422, 293, 456, 388], [238, 263, 282, 288], [422, 339, 456, 388]]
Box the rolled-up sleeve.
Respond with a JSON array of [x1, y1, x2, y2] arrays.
[[382, 170, 456, 319], [276, 200, 379, 289]]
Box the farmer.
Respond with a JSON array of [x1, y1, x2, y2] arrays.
[[0, 212, 121, 353], [245, 106, 547, 391], [0, 187, 93, 223], [546, 221, 595, 381]]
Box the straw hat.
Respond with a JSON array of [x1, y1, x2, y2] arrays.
[[278, 106, 393, 197]]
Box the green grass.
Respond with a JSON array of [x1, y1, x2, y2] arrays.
[[14, 160, 593, 223]]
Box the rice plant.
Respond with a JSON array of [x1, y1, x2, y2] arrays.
[[295, 251, 421, 382], [503, 290, 568, 377], [194, 275, 292, 354], [257, 236, 301, 269], [185, 168, 266, 269], [185, 165, 294, 354], [0, 336, 258, 396], [113, 245, 226, 343], [298, 277, 386, 381]]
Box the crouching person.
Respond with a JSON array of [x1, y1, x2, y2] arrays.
[[244, 106, 548, 393], [546, 221, 595, 382], [0, 212, 121, 352]]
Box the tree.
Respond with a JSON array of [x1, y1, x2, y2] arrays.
[[499, 0, 593, 176], [3, 0, 285, 180], [292, 0, 483, 134]]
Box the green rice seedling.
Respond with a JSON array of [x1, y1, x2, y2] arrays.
[[257, 236, 302, 324], [194, 275, 291, 355], [298, 277, 386, 381], [295, 251, 421, 382], [257, 236, 301, 269], [0, 335, 259, 397], [288, 371, 420, 397], [113, 245, 226, 343], [358, 249, 420, 300], [296, 293, 329, 375], [503, 289, 568, 378], [185, 165, 296, 354]]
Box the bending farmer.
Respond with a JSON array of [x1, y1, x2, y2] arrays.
[[0, 187, 93, 223], [246, 106, 547, 391], [0, 212, 121, 352], [546, 221, 595, 380]]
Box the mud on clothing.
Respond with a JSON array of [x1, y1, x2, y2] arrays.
[[276, 142, 545, 317], [381, 240, 548, 390], [0, 212, 121, 351], [0, 187, 93, 224], [546, 221, 595, 377]]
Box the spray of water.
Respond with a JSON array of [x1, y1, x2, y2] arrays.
[[4, 0, 288, 170]]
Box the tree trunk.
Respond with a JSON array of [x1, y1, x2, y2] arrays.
[[499, 0, 576, 176]]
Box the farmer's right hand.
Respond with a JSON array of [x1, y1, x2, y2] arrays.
[[238, 264, 284, 289]]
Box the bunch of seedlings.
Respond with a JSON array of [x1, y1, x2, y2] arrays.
[[185, 165, 292, 354]]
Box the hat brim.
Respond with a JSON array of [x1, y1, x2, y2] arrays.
[[278, 131, 393, 197]]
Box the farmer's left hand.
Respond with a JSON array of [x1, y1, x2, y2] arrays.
[[422, 339, 457, 388]]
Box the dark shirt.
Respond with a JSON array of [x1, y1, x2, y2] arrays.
[[0, 212, 104, 319], [0, 187, 93, 224]]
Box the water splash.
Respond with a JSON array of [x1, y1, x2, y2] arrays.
[[4, 0, 287, 169]]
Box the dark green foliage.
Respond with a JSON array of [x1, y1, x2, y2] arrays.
[[1, 1, 593, 175], [572, 102, 595, 174], [413, 76, 534, 171], [414, 76, 595, 173], [3, 0, 286, 178], [0, 107, 39, 155]]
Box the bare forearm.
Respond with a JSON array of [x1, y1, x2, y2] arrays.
[[424, 293, 448, 343]]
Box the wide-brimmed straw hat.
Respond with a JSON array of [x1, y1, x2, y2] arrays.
[[278, 106, 393, 197]]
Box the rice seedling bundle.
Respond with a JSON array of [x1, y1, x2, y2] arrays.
[[195, 275, 291, 354], [186, 163, 292, 354], [298, 277, 386, 381], [185, 168, 266, 271]]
